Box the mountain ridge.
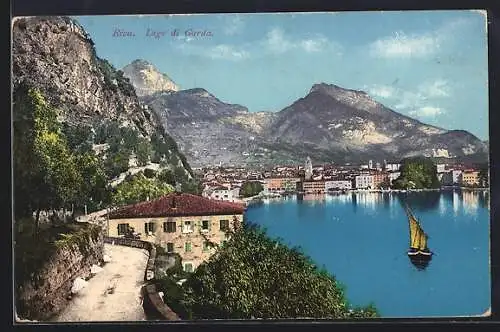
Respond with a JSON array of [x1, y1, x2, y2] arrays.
[[120, 60, 488, 167]]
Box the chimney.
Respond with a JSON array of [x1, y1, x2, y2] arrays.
[[171, 194, 177, 209]]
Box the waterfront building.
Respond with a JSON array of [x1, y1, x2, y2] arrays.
[[355, 174, 375, 189], [302, 180, 326, 194], [461, 170, 480, 187], [385, 171, 401, 186], [452, 170, 463, 185], [106, 192, 245, 272], [372, 171, 389, 189], [264, 177, 301, 193], [385, 162, 401, 172], [325, 180, 352, 191]]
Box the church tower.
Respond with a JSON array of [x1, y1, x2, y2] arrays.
[[305, 156, 313, 181]]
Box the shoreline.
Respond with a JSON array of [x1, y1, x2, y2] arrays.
[[244, 187, 489, 205]]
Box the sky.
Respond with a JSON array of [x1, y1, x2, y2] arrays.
[[74, 11, 489, 140]]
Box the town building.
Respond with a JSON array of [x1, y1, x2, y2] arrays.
[[324, 180, 352, 191], [385, 162, 401, 172], [302, 180, 326, 194], [202, 186, 240, 202], [106, 192, 245, 272], [355, 174, 374, 189], [436, 164, 447, 173], [461, 170, 480, 187], [388, 171, 401, 185], [264, 177, 301, 193], [440, 169, 463, 186], [372, 172, 389, 189]]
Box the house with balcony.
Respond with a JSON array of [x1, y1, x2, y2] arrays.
[[105, 192, 245, 272], [355, 174, 374, 189], [324, 180, 352, 191]]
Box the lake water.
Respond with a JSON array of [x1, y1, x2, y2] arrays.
[[244, 189, 490, 318]]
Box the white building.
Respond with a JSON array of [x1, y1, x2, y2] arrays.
[[388, 171, 401, 185], [452, 170, 463, 184], [385, 163, 401, 172], [203, 186, 239, 202], [325, 180, 352, 191], [355, 175, 374, 189], [436, 164, 447, 173]]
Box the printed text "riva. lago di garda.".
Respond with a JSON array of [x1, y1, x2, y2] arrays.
[[112, 28, 214, 39]]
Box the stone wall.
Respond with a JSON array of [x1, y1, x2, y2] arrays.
[[16, 228, 104, 321]]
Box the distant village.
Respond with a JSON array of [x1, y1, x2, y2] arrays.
[[196, 157, 487, 203]]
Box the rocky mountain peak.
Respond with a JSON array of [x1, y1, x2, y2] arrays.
[[122, 59, 179, 97], [309, 82, 381, 114]]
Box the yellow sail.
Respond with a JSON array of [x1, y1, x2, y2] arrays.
[[418, 230, 428, 251], [408, 212, 420, 249]]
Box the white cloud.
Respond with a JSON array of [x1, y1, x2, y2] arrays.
[[418, 79, 450, 97], [207, 44, 250, 60], [366, 79, 452, 118], [369, 31, 440, 59], [175, 26, 341, 61], [176, 42, 250, 61], [224, 15, 245, 35], [368, 17, 474, 59], [409, 106, 444, 117], [368, 85, 396, 98], [264, 27, 340, 54]]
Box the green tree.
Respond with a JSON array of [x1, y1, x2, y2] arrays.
[[13, 86, 83, 231], [112, 173, 174, 206], [240, 181, 264, 197], [75, 152, 110, 212], [135, 138, 152, 166], [392, 157, 440, 189], [181, 223, 378, 319]]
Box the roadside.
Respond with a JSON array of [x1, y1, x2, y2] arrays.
[[53, 244, 149, 322]]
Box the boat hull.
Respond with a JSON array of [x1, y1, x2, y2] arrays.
[[407, 249, 433, 270]]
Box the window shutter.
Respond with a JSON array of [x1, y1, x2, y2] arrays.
[[117, 224, 120, 235], [145, 223, 148, 234]]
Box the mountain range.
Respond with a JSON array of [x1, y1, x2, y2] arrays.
[[122, 60, 489, 167]]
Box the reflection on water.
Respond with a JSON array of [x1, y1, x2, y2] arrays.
[[294, 189, 490, 214]]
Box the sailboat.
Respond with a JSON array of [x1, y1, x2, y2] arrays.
[[405, 204, 433, 268]]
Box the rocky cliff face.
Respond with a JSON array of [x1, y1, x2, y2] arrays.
[[16, 225, 104, 321], [12, 16, 192, 176], [122, 59, 179, 97]]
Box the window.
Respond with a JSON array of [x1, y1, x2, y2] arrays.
[[201, 220, 210, 232], [183, 262, 194, 273], [185, 242, 192, 252], [183, 220, 193, 233], [166, 243, 174, 253], [220, 219, 230, 231], [117, 223, 129, 235], [224, 194, 228, 198], [144, 222, 155, 234], [202, 241, 210, 252], [164, 221, 176, 233]]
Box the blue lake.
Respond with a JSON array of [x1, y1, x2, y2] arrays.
[[244, 189, 490, 318]]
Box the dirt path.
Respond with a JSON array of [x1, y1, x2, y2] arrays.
[[53, 244, 149, 322]]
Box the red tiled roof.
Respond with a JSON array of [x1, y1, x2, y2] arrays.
[[108, 193, 245, 219]]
